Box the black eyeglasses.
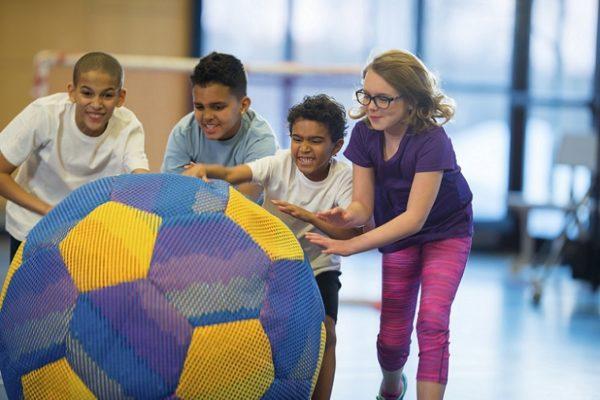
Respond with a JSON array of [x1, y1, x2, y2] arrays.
[[355, 89, 402, 109]]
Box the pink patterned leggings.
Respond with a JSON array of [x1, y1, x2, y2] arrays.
[[376, 236, 472, 384]]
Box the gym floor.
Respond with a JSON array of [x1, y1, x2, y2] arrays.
[[0, 233, 598, 400]]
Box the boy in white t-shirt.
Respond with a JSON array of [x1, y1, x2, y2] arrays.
[[0, 52, 149, 262], [183, 94, 357, 400]]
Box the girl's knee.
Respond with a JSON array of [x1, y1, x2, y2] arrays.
[[377, 336, 409, 371], [416, 319, 449, 347], [416, 305, 450, 334], [377, 338, 402, 355]]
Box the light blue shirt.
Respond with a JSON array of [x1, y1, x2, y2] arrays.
[[161, 109, 277, 173]]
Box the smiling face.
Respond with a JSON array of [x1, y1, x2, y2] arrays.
[[290, 118, 343, 182], [192, 83, 250, 141], [362, 69, 412, 136], [67, 69, 125, 137]]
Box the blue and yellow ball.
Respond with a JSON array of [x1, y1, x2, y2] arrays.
[[0, 174, 325, 399]]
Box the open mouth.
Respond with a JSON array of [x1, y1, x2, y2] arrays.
[[297, 157, 315, 166], [202, 122, 220, 135], [86, 112, 105, 124]]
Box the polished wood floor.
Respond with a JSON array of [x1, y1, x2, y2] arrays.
[[0, 234, 598, 400]]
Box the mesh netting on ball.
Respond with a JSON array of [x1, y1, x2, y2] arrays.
[[0, 173, 325, 399]]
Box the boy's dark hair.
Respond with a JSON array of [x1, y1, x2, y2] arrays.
[[191, 52, 247, 98], [287, 94, 347, 142], [73, 52, 124, 88]]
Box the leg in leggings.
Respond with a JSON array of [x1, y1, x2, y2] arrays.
[[416, 237, 471, 385], [377, 245, 421, 397]]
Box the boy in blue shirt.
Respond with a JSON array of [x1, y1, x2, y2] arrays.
[[161, 52, 277, 199]]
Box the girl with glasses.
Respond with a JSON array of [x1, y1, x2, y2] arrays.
[[306, 49, 473, 400]]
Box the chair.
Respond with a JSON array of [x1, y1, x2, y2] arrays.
[[508, 132, 598, 303]]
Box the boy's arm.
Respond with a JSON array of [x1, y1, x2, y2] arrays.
[[161, 124, 193, 174], [236, 183, 263, 201], [122, 123, 150, 173], [271, 200, 361, 240], [183, 163, 253, 186], [0, 152, 52, 216], [239, 124, 277, 201]]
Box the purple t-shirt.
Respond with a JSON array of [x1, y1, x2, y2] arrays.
[[344, 121, 473, 253]]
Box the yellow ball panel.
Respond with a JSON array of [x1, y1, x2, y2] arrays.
[[59, 201, 162, 292], [225, 188, 303, 262], [0, 242, 24, 311], [310, 322, 327, 397], [21, 358, 96, 399], [176, 319, 275, 400]]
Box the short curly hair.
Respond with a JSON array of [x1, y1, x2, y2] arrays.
[[190, 52, 247, 97], [287, 94, 347, 142]]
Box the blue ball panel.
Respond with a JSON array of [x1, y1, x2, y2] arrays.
[[260, 259, 325, 380], [110, 174, 229, 218], [69, 293, 169, 399]]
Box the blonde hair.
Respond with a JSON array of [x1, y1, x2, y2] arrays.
[[351, 49, 455, 133]]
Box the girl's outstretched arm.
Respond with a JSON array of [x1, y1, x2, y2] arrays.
[[272, 200, 361, 240], [316, 164, 375, 228], [308, 170, 443, 255]]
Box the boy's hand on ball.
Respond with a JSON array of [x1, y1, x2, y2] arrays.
[[183, 163, 209, 182]]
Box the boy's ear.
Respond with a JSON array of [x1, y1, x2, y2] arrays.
[[117, 88, 127, 107], [67, 83, 76, 102], [332, 139, 344, 156], [240, 96, 251, 113]]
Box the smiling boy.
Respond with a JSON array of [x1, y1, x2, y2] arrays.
[[0, 51, 149, 262], [182, 94, 357, 400], [160, 52, 277, 199]]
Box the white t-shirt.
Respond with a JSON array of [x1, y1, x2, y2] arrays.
[[248, 149, 353, 275], [0, 93, 149, 240]]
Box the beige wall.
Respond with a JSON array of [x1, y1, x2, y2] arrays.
[[0, 0, 194, 225], [0, 0, 193, 128]]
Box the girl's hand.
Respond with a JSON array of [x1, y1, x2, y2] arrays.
[[305, 232, 358, 256], [271, 200, 313, 223], [182, 163, 209, 181], [315, 207, 356, 228]]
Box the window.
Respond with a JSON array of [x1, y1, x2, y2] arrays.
[[202, 0, 287, 62], [200, 0, 598, 228], [425, 0, 514, 220], [524, 0, 598, 201], [426, 0, 514, 85], [530, 0, 597, 98]]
